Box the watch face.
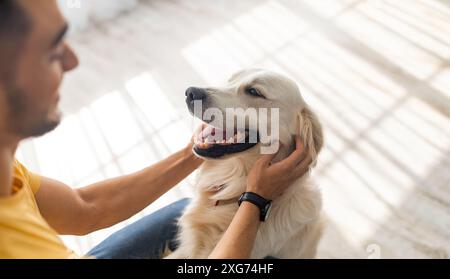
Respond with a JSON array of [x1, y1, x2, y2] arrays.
[[238, 193, 245, 205], [264, 203, 272, 221]]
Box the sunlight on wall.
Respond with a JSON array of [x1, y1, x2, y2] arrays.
[[431, 68, 450, 99], [335, 7, 441, 80], [182, 1, 310, 84]]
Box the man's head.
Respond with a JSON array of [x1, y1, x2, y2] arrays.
[[0, 0, 78, 140]]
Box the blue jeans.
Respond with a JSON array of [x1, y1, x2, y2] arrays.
[[87, 198, 189, 259]]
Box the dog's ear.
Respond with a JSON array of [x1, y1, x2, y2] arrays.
[[297, 106, 323, 163]]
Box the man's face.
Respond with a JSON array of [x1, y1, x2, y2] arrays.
[[1, 0, 78, 138]]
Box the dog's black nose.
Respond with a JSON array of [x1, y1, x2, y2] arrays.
[[186, 87, 206, 102]]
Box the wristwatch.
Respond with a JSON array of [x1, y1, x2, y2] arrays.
[[238, 192, 273, 222]]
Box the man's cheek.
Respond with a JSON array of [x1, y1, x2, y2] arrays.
[[33, 64, 63, 103], [47, 62, 64, 90]]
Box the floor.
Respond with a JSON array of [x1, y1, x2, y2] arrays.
[[17, 0, 450, 258]]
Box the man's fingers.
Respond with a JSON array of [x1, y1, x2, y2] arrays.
[[292, 152, 313, 178], [295, 135, 303, 150], [277, 137, 307, 168], [258, 154, 275, 167], [258, 141, 282, 166], [258, 150, 279, 166], [190, 125, 203, 144]]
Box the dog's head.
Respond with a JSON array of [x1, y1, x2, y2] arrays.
[[186, 69, 323, 163]]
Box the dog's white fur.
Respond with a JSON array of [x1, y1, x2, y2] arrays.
[[167, 69, 324, 259]]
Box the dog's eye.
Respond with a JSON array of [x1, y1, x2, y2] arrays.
[[246, 87, 265, 98]]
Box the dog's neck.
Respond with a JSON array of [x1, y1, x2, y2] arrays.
[[196, 143, 294, 204], [196, 156, 253, 201]]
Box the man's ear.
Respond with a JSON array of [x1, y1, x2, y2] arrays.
[[297, 106, 323, 163]]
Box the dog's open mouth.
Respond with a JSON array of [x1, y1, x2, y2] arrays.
[[193, 123, 259, 158]]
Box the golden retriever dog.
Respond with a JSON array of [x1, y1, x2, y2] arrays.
[[166, 69, 324, 259]]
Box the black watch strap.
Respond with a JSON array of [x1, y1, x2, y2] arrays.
[[238, 192, 272, 222]]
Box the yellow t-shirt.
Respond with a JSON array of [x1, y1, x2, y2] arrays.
[[0, 160, 77, 259]]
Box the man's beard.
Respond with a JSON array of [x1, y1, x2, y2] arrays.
[[6, 85, 61, 138]]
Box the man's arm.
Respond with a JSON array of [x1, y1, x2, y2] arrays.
[[36, 144, 203, 235], [208, 202, 261, 258]]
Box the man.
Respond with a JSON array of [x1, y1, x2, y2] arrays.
[[0, 0, 312, 259]]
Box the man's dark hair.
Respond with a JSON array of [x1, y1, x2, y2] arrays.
[[0, 0, 30, 37], [0, 0, 31, 81]]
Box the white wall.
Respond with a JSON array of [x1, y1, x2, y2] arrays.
[[58, 0, 139, 32]]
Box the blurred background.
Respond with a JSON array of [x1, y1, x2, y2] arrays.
[[17, 0, 450, 258]]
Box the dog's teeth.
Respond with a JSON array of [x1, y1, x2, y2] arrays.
[[221, 140, 226, 143], [228, 137, 234, 143]]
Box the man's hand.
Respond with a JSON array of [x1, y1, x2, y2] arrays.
[[184, 125, 204, 162], [246, 137, 312, 200]]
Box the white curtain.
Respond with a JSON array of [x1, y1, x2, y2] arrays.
[[58, 0, 139, 32]]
